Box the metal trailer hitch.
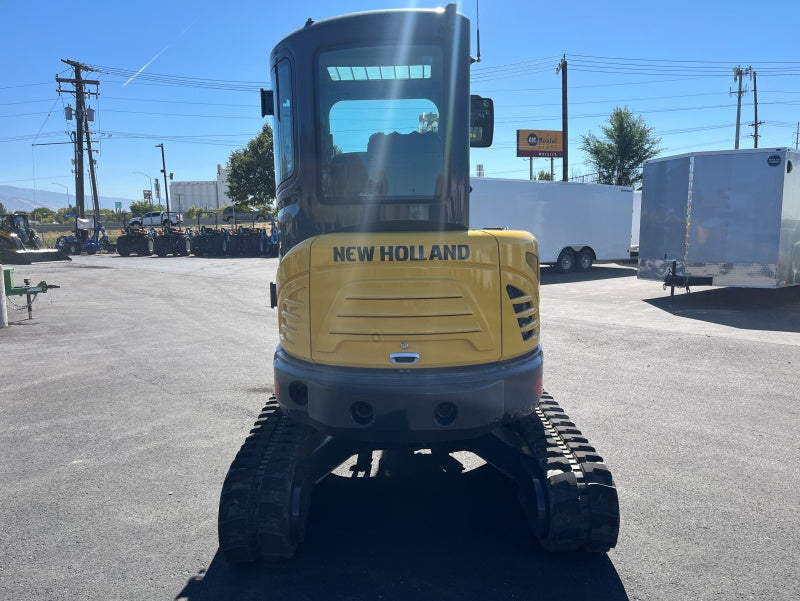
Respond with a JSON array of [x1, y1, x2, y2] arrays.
[[2, 265, 60, 322]]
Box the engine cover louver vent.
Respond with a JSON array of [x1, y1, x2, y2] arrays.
[[506, 284, 538, 341]]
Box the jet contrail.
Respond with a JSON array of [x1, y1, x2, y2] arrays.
[[122, 18, 198, 87], [122, 46, 169, 86]]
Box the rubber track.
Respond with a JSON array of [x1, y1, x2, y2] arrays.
[[218, 397, 316, 563], [519, 392, 620, 552]]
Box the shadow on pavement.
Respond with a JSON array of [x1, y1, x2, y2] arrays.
[[177, 458, 628, 601], [645, 285, 800, 333], [541, 263, 637, 285]]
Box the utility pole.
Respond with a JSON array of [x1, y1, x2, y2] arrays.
[[732, 66, 743, 150], [556, 55, 568, 181], [84, 107, 100, 219], [156, 144, 171, 217], [749, 70, 763, 148], [796, 122, 799, 149], [731, 66, 751, 150], [56, 60, 99, 220]]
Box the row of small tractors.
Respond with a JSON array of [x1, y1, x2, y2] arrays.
[[62, 212, 280, 259], [116, 222, 279, 258], [2, 212, 279, 263]]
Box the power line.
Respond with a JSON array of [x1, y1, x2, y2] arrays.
[[101, 108, 260, 119], [89, 64, 264, 91]]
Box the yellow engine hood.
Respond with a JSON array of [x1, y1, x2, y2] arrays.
[[308, 231, 502, 369]]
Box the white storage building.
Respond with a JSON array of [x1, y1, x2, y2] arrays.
[[169, 165, 232, 211]]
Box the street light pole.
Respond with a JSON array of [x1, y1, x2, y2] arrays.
[[52, 182, 71, 211], [133, 171, 153, 209], [155, 144, 170, 216]]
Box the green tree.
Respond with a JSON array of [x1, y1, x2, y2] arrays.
[[129, 200, 152, 216], [226, 123, 276, 209], [536, 170, 553, 181], [184, 206, 202, 220], [580, 107, 661, 186], [0, 202, 6, 214], [56, 206, 75, 224], [30, 207, 56, 222]]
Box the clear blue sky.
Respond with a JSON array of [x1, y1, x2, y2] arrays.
[[3, 0, 799, 205]]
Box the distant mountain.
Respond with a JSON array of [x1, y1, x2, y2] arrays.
[[0, 185, 134, 213]]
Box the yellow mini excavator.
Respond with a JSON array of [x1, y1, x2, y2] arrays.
[[218, 4, 619, 562]]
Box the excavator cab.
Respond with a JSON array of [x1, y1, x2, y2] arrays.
[[218, 4, 618, 564], [262, 5, 476, 251]]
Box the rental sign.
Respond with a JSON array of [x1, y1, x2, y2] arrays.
[[516, 129, 563, 158]]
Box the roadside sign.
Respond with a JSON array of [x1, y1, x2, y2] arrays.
[[517, 129, 563, 158]]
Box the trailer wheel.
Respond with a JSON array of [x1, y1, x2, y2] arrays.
[[577, 249, 593, 272], [556, 249, 576, 273]]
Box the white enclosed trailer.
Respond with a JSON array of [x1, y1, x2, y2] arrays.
[[469, 177, 634, 272], [638, 148, 800, 289]]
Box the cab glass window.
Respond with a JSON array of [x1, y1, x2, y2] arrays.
[[273, 58, 294, 184], [317, 45, 444, 203]]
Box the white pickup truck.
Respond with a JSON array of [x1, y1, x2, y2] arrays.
[[128, 211, 183, 228]]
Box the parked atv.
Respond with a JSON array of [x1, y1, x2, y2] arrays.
[[190, 211, 230, 257], [116, 222, 155, 257], [153, 223, 191, 257]]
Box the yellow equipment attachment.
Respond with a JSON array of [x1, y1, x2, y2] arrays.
[[0, 214, 71, 264]]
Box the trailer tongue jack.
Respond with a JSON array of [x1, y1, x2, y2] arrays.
[[2, 266, 60, 322], [663, 260, 714, 303]]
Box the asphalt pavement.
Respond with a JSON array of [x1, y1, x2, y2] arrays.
[[1, 256, 798, 601]]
